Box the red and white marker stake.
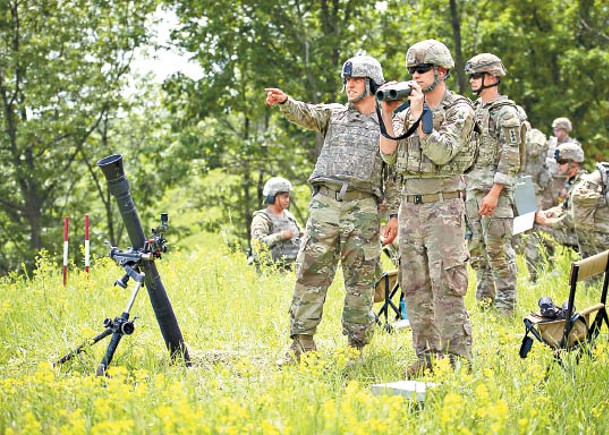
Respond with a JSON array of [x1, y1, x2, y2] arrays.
[[84, 214, 90, 273], [63, 217, 69, 286]]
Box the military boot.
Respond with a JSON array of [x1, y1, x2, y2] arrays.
[[496, 307, 515, 317], [276, 335, 316, 368], [346, 339, 365, 366], [449, 354, 472, 374], [405, 358, 433, 379]]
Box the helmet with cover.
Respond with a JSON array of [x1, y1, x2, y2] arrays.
[[554, 142, 584, 163], [464, 53, 507, 77], [341, 55, 384, 102], [552, 117, 573, 132], [406, 39, 454, 69], [340, 55, 385, 87], [263, 177, 293, 204]]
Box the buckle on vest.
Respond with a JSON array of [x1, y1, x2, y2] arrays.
[[414, 195, 422, 204]]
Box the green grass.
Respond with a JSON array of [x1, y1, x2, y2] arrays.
[[1, 243, 608, 434]]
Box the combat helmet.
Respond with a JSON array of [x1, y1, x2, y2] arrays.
[[552, 117, 573, 132], [406, 40, 453, 92], [464, 53, 506, 95], [341, 55, 385, 102], [464, 53, 507, 77], [406, 39, 454, 69], [263, 177, 293, 204], [555, 142, 584, 163]]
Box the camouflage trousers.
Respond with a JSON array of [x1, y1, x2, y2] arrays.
[[289, 192, 380, 347], [512, 227, 555, 282], [398, 197, 473, 361], [576, 229, 609, 259], [465, 191, 517, 310]]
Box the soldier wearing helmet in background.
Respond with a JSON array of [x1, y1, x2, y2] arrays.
[[518, 126, 556, 282], [543, 117, 582, 208], [463, 53, 525, 315], [265, 55, 399, 365], [249, 177, 302, 269], [535, 142, 586, 250], [378, 40, 475, 378]]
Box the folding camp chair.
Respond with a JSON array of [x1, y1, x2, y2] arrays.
[[520, 249, 609, 367], [374, 269, 406, 332]]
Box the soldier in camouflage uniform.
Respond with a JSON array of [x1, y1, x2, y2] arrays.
[[519, 126, 555, 281], [250, 177, 302, 269], [265, 55, 399, 365], [570, 163, 609, 258], [464, 53, 523, 313], [543, 117, 583, 209], [535, 143, 587, 248], [379, 40, 475, 377]]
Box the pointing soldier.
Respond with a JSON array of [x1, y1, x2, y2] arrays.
[[265, 55, 399, 365]]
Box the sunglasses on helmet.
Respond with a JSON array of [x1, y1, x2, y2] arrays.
[[408, 64, 434, 75]]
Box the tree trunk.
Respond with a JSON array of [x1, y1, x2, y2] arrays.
[[449, 0, 467, 94]]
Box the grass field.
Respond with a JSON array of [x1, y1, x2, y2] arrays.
[[1, 238, 608, 434]]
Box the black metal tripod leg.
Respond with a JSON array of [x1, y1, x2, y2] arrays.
[[96, 331, 124, 376], [54, 328, 114, 367]]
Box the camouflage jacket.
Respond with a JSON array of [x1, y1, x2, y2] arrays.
[[467, 96, 522, 192], [571, 169, 609, 234], [381, 89, 476, 195], [541, 170, 587, 232]]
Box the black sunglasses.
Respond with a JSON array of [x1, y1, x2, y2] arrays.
[[468, 73, 485, 80], [408, 64, 434, 75], [556, 159, 570, 165]]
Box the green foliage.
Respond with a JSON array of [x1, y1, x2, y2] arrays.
[[0, 0, 158, 272], [1, 243, 609, 432], [1, 0, 609, 273]]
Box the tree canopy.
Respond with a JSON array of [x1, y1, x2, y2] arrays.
[[1, 0, 608, 271]]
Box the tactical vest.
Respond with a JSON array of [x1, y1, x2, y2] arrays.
[[309, 105, 384, 197], [253, 209, 301, 262], [473, 98, 526, 171], [395, 91, 477, 176]]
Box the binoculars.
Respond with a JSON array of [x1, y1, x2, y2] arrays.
[[538, 296, 571, 319], [376, 82, 412, 102]]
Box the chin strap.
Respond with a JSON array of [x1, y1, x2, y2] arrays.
[[376, 100, 434, 141], [474, 75, 500, 95]]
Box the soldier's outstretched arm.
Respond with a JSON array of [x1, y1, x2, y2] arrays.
[[265, 87, 332, 133], [265, 88, 288, 106]]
